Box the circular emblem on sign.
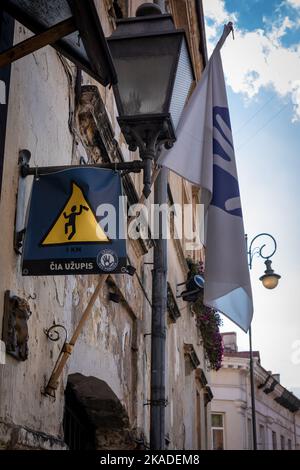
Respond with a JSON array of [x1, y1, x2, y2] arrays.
[[96, 249, 118, 272]]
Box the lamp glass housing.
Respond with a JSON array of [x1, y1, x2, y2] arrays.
[[107, 14, 194, 133], [109, 35, 178, 116], [259, 259, 281, 290], [260, 274, 280, 290]]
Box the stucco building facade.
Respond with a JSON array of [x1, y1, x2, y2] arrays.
[[210, 333, 300, 450], [0, 0, 213, 450]]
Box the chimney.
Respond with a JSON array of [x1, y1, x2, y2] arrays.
[[222, 332, 238, 353], [272, 374, 280, 383]]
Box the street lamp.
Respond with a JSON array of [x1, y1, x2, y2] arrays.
[[246, 233, 281, 450], [107, 3, 194, 197], [259, 259, 281, 290]]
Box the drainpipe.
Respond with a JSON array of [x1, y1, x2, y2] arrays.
[[151, 167, 168, 450], [150, 0, 167, 452]]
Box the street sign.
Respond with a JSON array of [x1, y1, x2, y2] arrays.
[[22, 168, 127, 275]]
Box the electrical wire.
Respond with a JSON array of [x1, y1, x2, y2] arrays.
[[234, 95, 276, 136], [237, 102, 289, 151]]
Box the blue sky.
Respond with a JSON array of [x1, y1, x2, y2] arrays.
[[226, 0, 298, 38], [202, 0, 300, 395]]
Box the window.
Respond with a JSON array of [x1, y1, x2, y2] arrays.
[[288, 438, 292, 450], [280, 435, 285, 450], [196, 390, 201, 449], [211, 413, 225, 450], [259, 424, 265, 450], [272, 431, 277, 450], [247, 418, 253, 450]]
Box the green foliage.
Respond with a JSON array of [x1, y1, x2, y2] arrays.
[[186, 258, 224, 370]]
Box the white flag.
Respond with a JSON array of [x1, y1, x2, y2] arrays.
[[158, 24, 253, 332]]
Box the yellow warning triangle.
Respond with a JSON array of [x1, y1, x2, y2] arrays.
[[42, 182, 109, 245]]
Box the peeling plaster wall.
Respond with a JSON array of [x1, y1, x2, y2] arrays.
[[0, 0, 210, 450], [0, 23, 74, 441]]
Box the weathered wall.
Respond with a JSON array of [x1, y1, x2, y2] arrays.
[[0, 0, 210, 450]]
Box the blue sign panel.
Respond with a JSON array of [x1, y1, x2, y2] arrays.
[[22, 168, 127, 275]]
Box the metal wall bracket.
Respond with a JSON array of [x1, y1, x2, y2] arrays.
[[20, 160, 146, 178], [143, 399, 168, 407], [2, 290, 31, 361]]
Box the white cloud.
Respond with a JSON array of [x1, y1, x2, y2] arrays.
[[203, 0, 300, 121], [203, 0, 234, 24]]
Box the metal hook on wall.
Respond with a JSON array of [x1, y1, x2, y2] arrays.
[[27, 293, 36, 301]]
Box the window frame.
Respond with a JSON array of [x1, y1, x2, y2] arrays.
[[211, 413, 225, 450], [247, 417, 253, 450], [259, 423, 265, 450], [272, 430, 277, 450]]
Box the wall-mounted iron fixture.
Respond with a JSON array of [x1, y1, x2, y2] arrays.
[[2, 290, 31, 361], [44, 322, 68, 344], [176, 274, 205, 302], [124, 265, 136, 276]]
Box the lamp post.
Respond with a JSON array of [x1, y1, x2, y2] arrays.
[[246, 233, 281, 450], [108, 3, 195, 450]]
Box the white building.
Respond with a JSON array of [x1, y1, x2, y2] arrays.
[[210, 333, 300, 450]]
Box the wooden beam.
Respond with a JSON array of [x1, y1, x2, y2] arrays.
[[44, 275, 108, 397], [0, 17, 76, 69], [0, 10, 14, 198]]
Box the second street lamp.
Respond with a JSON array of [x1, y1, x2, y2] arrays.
[[259, 259, 281, 290], [246, 232, 281, 450]]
